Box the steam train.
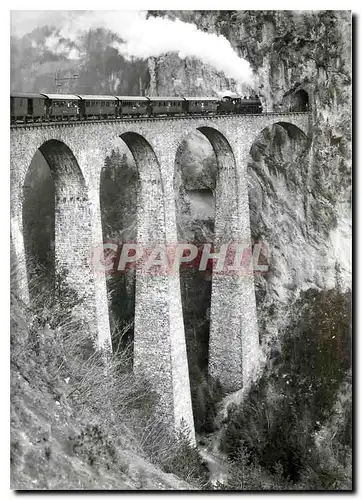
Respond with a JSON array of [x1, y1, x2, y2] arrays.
[[10, 93, 263, 124]]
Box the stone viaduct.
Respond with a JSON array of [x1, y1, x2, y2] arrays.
[[10, 112, 309, 442]]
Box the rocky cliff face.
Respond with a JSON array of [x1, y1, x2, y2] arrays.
[[147, 10, 351, 347]]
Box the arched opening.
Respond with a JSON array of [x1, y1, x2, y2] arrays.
[[23, 140, 87, 304], [100, 132, 165, 367], [248, 121, 308, 342], [174, 126, 239, 432], [290, 89, 309, 112], [100, 144, 138, 363]]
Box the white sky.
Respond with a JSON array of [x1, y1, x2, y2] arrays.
[[11, 11, 91, 37]]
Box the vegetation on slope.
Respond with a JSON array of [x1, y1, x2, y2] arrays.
[[219, 285, 352, 490], [10, 268, 209, 490]]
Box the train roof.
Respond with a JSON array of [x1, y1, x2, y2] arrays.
[[183, 96, 218, 101], [115, 96, 149, 101], [147, 96, 185, 101], [40, 93, 80, 100], [77, 95, 118, 101], [11, 93, 45, 99], [221, 91, 241, 98], [223, 95, 243, 100]]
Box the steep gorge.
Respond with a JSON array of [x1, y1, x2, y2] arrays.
[[146, 10, 351, 356]]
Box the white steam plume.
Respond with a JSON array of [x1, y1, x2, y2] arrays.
[[41, 11, 253, 85], [45, 33, 80, 60]]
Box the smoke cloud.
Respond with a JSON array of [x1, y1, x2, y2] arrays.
[[44, 33, 80, 60], [13, 11, 253, 85]]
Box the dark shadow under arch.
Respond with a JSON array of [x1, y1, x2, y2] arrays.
[[23, 139, 87, 302], [173, 126, 238, 432], [273, 122, 308, 141], [39, 139, 87, 187], [100, 132, 166, 361], [120, 132, 166, 243], [250, 122, 308, 162], [197, 126, 238, 176]]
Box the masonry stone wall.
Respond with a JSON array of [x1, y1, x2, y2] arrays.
[[10, 112, 309, 439]]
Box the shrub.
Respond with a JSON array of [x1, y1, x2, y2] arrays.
[[219, 287, 352, 488], [166, 421, 209, 487]]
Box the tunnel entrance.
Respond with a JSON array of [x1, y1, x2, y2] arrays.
[[290, 89, 309, 112]]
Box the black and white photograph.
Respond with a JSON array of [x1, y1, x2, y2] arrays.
[[9, 6, 352, 491]]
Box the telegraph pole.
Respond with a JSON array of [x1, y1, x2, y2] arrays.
[[54, 70, 79, 92]]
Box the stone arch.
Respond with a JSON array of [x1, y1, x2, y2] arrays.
[[117, 132, 176, 400], [114, 132, 194, 438], [174, 125, 252, 394], [23, 139, 89, 303], [248, 118, 310, 347], [272, 121, 308, 141], [99, 132, 166, 359], [120, 132, 166, 244], [196, 126, 240, 241], [250, 121, 308, 163], [39, 139, 87, 187], [174, 125, 240, 245]]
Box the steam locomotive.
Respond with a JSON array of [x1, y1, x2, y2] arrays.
[[10, 93, 263, 124]]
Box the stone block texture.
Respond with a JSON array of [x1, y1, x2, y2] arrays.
[[10, 112, 309, 439]]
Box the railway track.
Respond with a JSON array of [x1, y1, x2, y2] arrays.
[[10, 111, 309, 129]]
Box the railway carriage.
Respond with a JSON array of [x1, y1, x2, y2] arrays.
[[40, 94, 80, 121], [10, 91, 265, 124], [184, 97, 219, 114], [148, 97, 185, 116], [77, 95, 118, 119], [11, 93, 46, 123], [116, 96, 150, 117]]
